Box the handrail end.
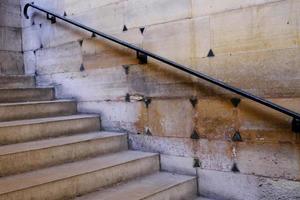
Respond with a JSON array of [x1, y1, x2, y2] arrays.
[[23, 2, 34, 19]]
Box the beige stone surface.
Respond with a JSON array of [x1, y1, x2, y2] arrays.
[[0, 151, 159, 200], [74, 172, 196, 200], [0, 114, 100, 145], [145, 99, 194, 138], [0, 51, 23, 75], [198, 169, 300, 200], [236, 142, 300, 180], [192, 0, 281, 17], [0, 132, 127, 176], [0, 1, 21, 28], [36, 67, 129, 101], [125, 0, 191, 28], [0, 87, 54, 103], [0, 75, 35, 89], [0, 27, 22, 52], [0, 100, 77, 122], [211, 1, 298, 55], [36, 41, 83, 75]]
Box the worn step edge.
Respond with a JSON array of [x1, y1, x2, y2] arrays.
[[0, 114, 101, 145], [0, 132, 128, 176], [0, 87, 55, 103], [0, 151, 159, 199], [0, 75, 35, 89], [0, 99, 75, 107], [0, 131, 126, 156], [0, 114, 99, 128], [74, 172, 197, 200], [0, 99, 77, 122]]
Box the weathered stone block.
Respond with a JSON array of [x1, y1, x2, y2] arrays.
[[78, 101, 145, 133], [146, 99, 194, 138], [36, 66, 129, 101], [125, 0, 191, 29], [198, 169, 300, 200], [0, 27, 22, 52], [36, 41, 82, 75], [195, 98, 237, 140], [211, 1, 298, 55], [0, 51, 24, 75], [238, 98, 300, 131], [0, 2, 21, 28], [236, 142, 300, 180], [192, 0, 281, 17]]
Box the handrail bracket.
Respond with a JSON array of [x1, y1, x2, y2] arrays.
[[292, 118, 300, 133], [137, 52, 148, 64], [47, 13, 56, 24]]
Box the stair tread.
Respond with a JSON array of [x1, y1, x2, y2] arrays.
[[0, 114, 99, 127], [0, 99, 75, 107], [0, 150, 157, 195], [0, 87, 53, 91], [0, 75, 34, 78], [74, 172, 195, 200], [194, 197, 215, 200], [0, 131, 126, 156]]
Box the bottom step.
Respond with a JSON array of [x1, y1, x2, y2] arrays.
[[74, 172, 197, 200], [0, 151, 159, 200]]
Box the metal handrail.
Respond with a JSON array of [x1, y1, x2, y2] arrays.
[[24, 3, 300, 133]]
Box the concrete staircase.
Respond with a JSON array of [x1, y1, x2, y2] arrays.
[[0, 75, 208, 200]]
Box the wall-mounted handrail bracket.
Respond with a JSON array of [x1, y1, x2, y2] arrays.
[[292, 118, 300, 133], [46, 13, 56, 24], [137, 52, 147, 64], [23, 3, 300, 134]]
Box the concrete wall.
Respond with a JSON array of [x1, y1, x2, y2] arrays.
[[0, 0, 23, 74], [20, 0, 300, 199]]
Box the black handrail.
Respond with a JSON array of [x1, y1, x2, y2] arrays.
[[24, 3, 300, 133]]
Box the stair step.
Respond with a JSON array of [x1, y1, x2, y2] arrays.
[[194, 197, 215, 200], [0, 114, 101, 145], [0, 132, 127, 176], [0, 151, 159, 200], [0, 87, 54, 103], [0, 100, 77, 122], [0, 75, 35, 89], [74, 172, 197, 200]]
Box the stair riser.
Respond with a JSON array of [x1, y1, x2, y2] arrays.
[[145, 179, 198, 200], [0, 117, 100, 145], [0, 101, 77, 122], [0, 135, 128, 177], [0, 155, 159, 200], [0, 76, 35, 89], [0, 88, 54, 103]]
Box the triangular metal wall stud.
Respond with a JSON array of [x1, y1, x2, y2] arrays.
[[232, 131, 242, 142], [125, 93, 130, 102], [145, 129, 152, 136], [190, 130, 200, 140], [231, 98, 241, 107], [123, 25, 128, 32], [207, 49, 215, 57], [91, 32, 96, 38], [80, 64, 85, 72], [193, 158, 201, 168], [231, 163, 240, 173], [140, 27, 145, 34]]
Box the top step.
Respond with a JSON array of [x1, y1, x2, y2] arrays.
[[0, 75, 35, 89]]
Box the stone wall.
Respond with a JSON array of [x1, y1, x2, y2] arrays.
[[21, 0, 300, 199], [0, 0, 23, 74]]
